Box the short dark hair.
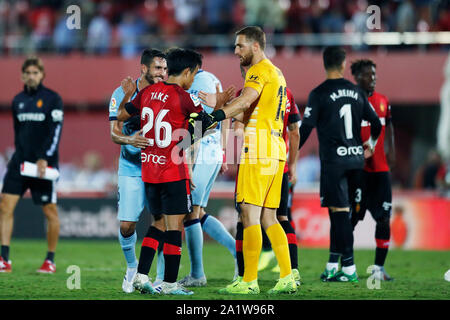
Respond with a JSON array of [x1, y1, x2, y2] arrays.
[[140, 48, 166, 66], [165, 48, 203, 76], [22, 56, 45, 73], [323, 46, 346, 71], [235, 26, 266, 50], [350, 59, 377, 76]]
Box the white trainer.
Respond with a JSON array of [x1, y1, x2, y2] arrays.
[[133, 273, 158, 294], [161, 281, 194, 295], [178, 274, 207, 287], [122, 267, 137, 293]]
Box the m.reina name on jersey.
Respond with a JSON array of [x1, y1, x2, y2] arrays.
[[330, 89, 358, 101]]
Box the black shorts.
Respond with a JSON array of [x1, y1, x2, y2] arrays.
[[277, 172, 289, 216], [359, 171, 392, 221], [320, 166, 363, 209], [145, 179, 193, 215], [2, 159, 56, 205]]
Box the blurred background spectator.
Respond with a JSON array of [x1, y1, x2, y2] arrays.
[[414, 149, 447, 190]]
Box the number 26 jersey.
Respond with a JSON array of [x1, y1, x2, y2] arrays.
[[125, 82, 203, 183]]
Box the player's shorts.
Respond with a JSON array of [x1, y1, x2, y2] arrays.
[[117, 175, 147, 222], [2, 159, 56, 205], [276, 172, 290, 216], [145, 179, 193, 215], [236, 159, 285, 209], [359, 171, 392, 221], [320, 165, 363, 209], [191, 135, 222, 208]]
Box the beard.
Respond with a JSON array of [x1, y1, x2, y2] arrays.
[[240, 52, 253, 67], [26, 79, 40, 89], [144, 71, 154, 84]]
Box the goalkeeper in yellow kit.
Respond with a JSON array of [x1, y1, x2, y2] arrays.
[[195, 26, 297, 295]]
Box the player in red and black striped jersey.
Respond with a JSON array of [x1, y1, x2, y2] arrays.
[[117, 48, 206, 295], [351, 59, 396, 281]]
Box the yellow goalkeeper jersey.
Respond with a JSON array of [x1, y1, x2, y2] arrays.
[[241, 58, 287, 161]]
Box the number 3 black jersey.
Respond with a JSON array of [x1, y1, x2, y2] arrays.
[[302, 78, 381, 169]]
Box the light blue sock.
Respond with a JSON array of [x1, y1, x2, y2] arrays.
[[184, 219, 204, 279], [201, 214, 236, 258], [118, 229, 138, 269], [156, 249, 165, 281]]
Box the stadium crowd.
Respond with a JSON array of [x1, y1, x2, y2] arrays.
[[0, 0, 449, 56]]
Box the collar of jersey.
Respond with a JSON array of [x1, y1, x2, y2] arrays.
[[23, 83, 43, 95]]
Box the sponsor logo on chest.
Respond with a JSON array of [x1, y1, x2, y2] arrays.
[[17, 112, 46, 122]]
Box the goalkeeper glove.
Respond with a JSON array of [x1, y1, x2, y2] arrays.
[[188, 110, 226, 144]]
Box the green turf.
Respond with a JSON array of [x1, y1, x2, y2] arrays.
[[0, 239, 448, 300]]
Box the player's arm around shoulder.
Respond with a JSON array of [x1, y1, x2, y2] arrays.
[[110, 79, 149, 149]]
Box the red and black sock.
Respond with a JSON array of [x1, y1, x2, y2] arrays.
[[280, 220, 298, 269], [163, 230, 182, 283], [375, 218, 391, 266], [138, 226, 165, 275], [235, 222, 244, 277]]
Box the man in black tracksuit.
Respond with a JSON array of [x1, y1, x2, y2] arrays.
[[0, 57, 63, 273]]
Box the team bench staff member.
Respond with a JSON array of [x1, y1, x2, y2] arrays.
[[0, 57, 63, 274]]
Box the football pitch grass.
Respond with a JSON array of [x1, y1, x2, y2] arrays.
[[0, 239, 448, 300]]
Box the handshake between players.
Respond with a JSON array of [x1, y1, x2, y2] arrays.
[[120, 74, 235, 148]]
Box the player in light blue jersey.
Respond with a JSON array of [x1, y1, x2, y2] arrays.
[[109, 49, 167, 293], [176, 69, 237, 287]]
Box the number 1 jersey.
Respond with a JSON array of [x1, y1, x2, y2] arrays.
[[302, 78, 379, 169], [125, 82, 203, 183]]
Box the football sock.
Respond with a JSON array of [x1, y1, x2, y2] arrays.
[[261, 226, 272, 251], [118, 229, 137, 268], [280, 220, 298, 269], [184, 219, 204, 279], [328, 210, 341, 263], [342, 264, 356, 275], [242, 224, 262, 282], [45, 251, 55, 263], [201, 214, 236, 258], [156, 241, 165, 280], [137, 226, 165, 275], [235, 222, 244, 277], [326, 262, 339, 271], [163, 230, 182, 283], [265, 223, 291, 278], [331, 211, 354, 267], [375, 217, 391, 266], [1, 245, 9, 261]]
